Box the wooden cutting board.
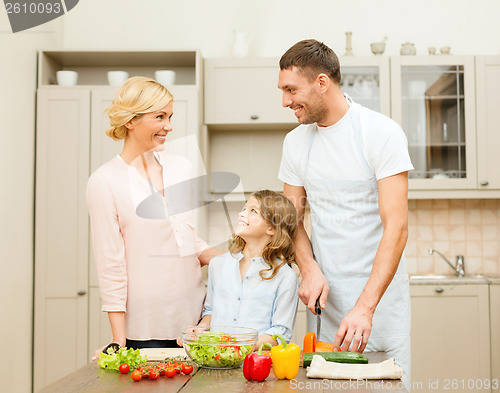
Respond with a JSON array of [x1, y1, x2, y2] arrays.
[[139, 347, 188, 361]]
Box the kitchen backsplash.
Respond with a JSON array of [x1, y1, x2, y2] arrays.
[[206, 199, 500, 276], [406, 199, 500, 276]]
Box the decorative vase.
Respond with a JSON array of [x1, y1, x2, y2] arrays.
[[344, 32, 354, 56]]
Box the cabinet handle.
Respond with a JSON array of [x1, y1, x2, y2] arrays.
[[435, 288, 444, 293], [480, 181, 489, 186], [250, 115, 259, 120], [77, 290, 87, 296]]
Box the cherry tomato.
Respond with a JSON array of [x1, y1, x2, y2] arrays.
[[181, 364, 194, 375], [131, 370, 142, 382], [171, 362, 181, 374], [158, 363, 166, 376], [118, 363, 129, 374], [165, 368, 177, 378], [149, 371, 159, 380]]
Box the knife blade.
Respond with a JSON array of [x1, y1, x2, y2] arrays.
[[315, 298, 322, 341]]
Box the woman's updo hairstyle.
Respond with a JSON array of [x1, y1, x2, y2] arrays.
[[105, 76, 173, 140]]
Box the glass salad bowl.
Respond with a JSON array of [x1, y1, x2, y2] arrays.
[[181, 326, 258, 369]]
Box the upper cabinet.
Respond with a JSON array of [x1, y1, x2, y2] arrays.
[[203, 55, 500, 197], [475, 56, 500, 190], [204, 58, 296, 125], [391, 56, 477, 190], [339, 56, 391, 117]]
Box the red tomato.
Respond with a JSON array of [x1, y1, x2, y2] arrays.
[[118, 364, 129, 374], [181, 364, 194, 375], [171, 362, 181, 374], [149, 371, 159, 380], [165, 368, 177, 378], [158, 362, 166, 376], [131, 370, 142, 382]]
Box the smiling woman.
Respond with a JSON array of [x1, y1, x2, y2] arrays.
[[86, 76, 222, 358]]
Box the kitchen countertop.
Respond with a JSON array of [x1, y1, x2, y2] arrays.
[[409, 274, 500, 285], [39, 352, 407, 393]]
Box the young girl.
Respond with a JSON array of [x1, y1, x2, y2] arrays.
[[199, 190, 299, 347]]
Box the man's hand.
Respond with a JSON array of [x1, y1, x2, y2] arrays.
[[332, 304, 373, 353], [298, 264, 330, 314]]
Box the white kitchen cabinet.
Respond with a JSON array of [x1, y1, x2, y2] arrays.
[[490, 284, 500, 393], [410, 284, 491, 393], [34, 50, 204, 392], [291, 301, 308, 348], [34, 89, 91, 391], [475, 56, 500, 190], [204, 58, 296, 125], [391, 56, 477, 190]]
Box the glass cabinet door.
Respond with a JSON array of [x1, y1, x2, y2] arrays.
[[391, 56, 476, 189], [340, 56, 391, 117]]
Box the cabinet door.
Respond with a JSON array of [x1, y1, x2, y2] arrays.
[[391, 56, 477, 190], [410, 284, 490, 392], [291, 302, 308, 349], [491, 284, 500, 393], [476, 56, 500, 190], [340, 56, 391, 116], [34, 89, 90, 391], [205, 58, 296, 124]]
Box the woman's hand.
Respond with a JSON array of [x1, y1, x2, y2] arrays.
[[91, 341, 125, 361]]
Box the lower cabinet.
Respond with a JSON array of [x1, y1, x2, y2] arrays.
[[291, 301, 308, 348], [410, 284, 491, 393], [490, 284, 500, 393]]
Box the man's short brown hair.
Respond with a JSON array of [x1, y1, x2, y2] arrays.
[[279, 39, 341, 84]]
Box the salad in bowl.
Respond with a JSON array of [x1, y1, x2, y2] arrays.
[[182, 326, 258, 369]]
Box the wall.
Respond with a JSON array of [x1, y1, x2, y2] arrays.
[[61, 0, 500, 57], [0, 10, 62, 393]]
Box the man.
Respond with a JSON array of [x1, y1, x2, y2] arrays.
[[277, 39, 413, 387]]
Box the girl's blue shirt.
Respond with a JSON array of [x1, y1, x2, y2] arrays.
[[202, 252, 299, 342]]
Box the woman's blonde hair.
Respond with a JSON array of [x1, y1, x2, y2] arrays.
[[105, 76, 173, 140], [229, 190, 298, 280]]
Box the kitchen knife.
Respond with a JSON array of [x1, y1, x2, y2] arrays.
[[315, 298, 322, 341]]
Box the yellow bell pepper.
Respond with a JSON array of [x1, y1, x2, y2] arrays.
[[271, 334, 301, 380]]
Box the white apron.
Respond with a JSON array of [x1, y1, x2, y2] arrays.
[[304, 97, 411, 388]]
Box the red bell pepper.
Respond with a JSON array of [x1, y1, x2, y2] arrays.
[[243, 343, 273, 382]]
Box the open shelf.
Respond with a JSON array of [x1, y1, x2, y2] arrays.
[[38, 50, 201, 87]]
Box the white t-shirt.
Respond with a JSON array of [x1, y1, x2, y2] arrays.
[[278, 102, 414, 185]]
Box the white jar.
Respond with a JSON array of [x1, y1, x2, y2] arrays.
[[107, 71, 129, 86], [155, 70, 176, 87], [56, 70, 78, 86]]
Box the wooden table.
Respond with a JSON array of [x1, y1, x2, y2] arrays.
[[39, 352, 407, 393]]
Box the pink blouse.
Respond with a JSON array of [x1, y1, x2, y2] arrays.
[[86, 152, 208, 340]]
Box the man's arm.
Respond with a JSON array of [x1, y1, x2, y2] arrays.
[[333, 171, 409, 353], [283, 183, 329, 314]]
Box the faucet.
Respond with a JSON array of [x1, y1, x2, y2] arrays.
[[428, 249, 465, 277]]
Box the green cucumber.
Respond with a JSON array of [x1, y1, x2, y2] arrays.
[[302, 352, 369, 367]]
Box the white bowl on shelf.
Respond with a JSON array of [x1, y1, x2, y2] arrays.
[[107, 71, 129, 87], [56, 70, 78, 86], [155, 70, 176, 87]]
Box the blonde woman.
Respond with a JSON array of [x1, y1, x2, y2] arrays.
[[198, 190, 299, 348], [87, 76, 221, 358]]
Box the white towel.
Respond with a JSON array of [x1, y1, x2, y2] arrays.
[[306, 355, 402, 380]]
